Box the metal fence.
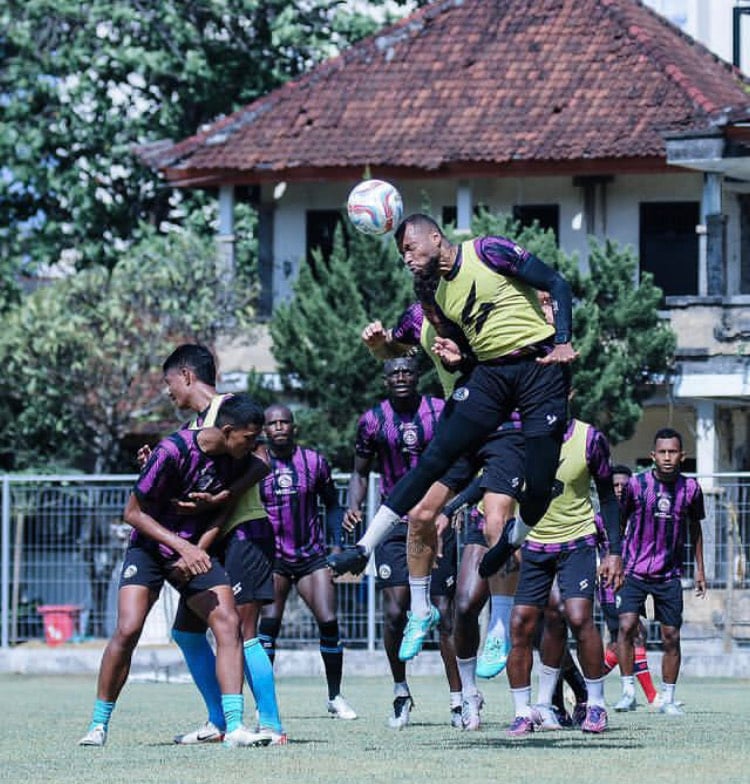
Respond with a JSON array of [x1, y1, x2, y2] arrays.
[[2, 472, 749, 650]]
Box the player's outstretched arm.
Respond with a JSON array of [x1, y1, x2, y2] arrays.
[[362, 320, 412, 359]]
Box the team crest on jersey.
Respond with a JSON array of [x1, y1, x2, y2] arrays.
[[275, 470, 296, 495], [401, 423, 419, 448], [655, 493, 672, 518], [123, 564, 137, 580], [452, 387, 469, 402], [378, 564, 392, 580]]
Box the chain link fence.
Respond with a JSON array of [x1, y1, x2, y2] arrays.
[[2, 472, 749, 650]]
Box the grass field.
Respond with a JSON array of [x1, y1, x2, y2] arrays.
[[1, 672, 748, 784]]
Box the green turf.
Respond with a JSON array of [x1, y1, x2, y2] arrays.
[[1, 672, 747, 784]]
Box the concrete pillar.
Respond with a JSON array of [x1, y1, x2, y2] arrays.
[[456, 181, 472, 233], [695, 399, 717, 483], [216, 185, 236, 322], [701, 173, 723, 296], [257, 200, 275, 318]]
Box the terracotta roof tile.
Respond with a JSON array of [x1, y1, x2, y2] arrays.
[[158, 0, 750, 185]]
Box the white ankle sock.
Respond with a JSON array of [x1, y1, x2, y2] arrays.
[[359, 505, 401, 553]]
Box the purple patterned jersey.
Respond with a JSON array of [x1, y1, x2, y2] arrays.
[[260, 446, 338, 563], [131, 429, 247, 559], [621, 471, 705, 581], [355, 396, 444, 498], [391, 302, 424, 346]]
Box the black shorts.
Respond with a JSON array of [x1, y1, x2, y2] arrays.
[[118, 543, 230, 598], [374, 522, 457, 597], [438, 427, 524, 498], [514, 541, 597, 607], [462, 512, 520, 575], [446, 357, 569, 439], [223, 524, 275, 605], [274, 553, 329, 582], [618, 574, 683, 629]]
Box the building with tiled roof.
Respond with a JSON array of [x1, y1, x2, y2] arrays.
[[155, 0, 750, 479]]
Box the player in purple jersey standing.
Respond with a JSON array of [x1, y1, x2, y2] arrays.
[[79, 394, 271, 748], [599, 466, 660, 709], [616, 428, 706, 716], [257, 404, 357, 721], [344, 356, 462, 728]]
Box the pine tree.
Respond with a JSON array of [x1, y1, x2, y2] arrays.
[[269, 211, 676, 469], [270, 224, 414, 467]]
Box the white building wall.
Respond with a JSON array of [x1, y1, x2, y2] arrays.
[[643, 0, 749, 68], [270, 171, 703, 302]]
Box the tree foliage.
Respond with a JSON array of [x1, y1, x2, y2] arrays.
[[0, 0, 415, 273], [0, 227, 257, 472], [269, 211, 676, 470], [269, 225, 414, 467], [461, 211, 676, 444]]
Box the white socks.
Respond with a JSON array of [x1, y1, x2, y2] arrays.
[[585, 676, 606, 707], [359, 505, 401, 553], [508, 516, 532, 547], [457, 656, 479, 696], [537, 665, 560, 707], [409, 575, 431, 617]]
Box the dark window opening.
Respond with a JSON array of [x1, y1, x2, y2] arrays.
[[639, 202, 699, 299], [441, 204, 488, 227], [738, 195, 750, 294], [306, 210, 347, 274], [513, 204, 560, 243]]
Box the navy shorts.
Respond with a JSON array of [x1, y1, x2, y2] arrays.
[[514, 541, 597, 607], [617, 574, 683, 629], [445, 357, 569, 439], [274, 553, 329, 582], [375, 522, 457, 597], [223, 521, 275, 605], [118, 542, 230, 598], [479, 428, 524, 497], [462, 511, 520, 575], [438, 427, 525, 498]]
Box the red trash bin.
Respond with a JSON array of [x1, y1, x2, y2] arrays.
[[37, 604, 83, 646]]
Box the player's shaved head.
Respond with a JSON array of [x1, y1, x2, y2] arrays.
[[264, 404, 294, 424]]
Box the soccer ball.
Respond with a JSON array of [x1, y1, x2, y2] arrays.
[[346, 179, 404, 236]]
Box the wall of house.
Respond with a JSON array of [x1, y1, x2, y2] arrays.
[[251, 171, 750, 472], [610, 400, 697, 471], [268, 170, 703, 304], [643, 0, 750, 71]]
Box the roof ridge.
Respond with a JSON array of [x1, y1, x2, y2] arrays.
[[602, 0, 746, 115]]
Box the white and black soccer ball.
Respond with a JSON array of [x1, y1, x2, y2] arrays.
[[346, 179, 404, 236]]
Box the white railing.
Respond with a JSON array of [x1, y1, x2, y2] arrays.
[[2, 472, 749, 649]]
